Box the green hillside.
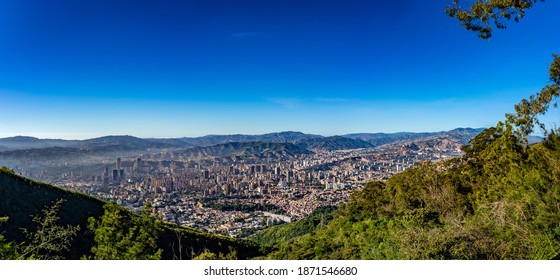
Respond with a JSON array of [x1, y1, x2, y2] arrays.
[[0, 167, 267, 259], [265, 130, 560, 259], [249, 206, 337, 248]]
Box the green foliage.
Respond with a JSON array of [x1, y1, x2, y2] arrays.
[[1, 201, 80, 260], [0, 166, 15, 175], [192, 250, 219, 260], [506, 54, 560, 139], [446, 0, 542, 39], [87, 202, 163, 260], [0, 217, 20, 260], [0, 235, 19, 260], [267, 129, 560, 259], [19, 199, 80, 260], [192, 246, 238, 260], [250, 206, 336, 247]]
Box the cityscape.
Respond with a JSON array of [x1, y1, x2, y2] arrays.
[[1, 129, 474, 238], [2, 0, 559, 267]]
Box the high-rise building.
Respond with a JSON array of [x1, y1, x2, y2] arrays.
[[134, 158, 142, 172], [112, 157, 124, 182], [103, 167, 109, 188], [112, 169, 119, 182]]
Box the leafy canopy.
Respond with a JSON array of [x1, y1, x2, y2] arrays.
[[446, 0, 543, 39], [20, 199, 80, 260], [87, 202, 163, 260]]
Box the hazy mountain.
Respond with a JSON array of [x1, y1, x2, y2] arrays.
[[179, 131, 322, 147], [145, 138, 194, 148], [343, 132, 439, 146], [296, 136, 374, 151], [80, 135, 176, 149], [344, 128, 485, 147], [527, 135, 545, 144], [177, 141, 313, 159], [0, 128, 489, 153], [0, 136, 78, 150], [0, 146, 88, 159], [0, 145, 153, 160], [374, 127, 485, 152], [440, 127, 486, 144], [0, 129, 490, 161]]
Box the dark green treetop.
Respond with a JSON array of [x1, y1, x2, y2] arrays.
[[446, 0, 543, 39]]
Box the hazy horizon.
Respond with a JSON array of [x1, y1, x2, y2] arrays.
[[0, 127, 488, 141]]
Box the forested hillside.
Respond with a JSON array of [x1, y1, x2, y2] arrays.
[[267, 129, 560, 259]]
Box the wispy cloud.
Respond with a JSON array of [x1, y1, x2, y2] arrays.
[[266, 97, 303, 109]]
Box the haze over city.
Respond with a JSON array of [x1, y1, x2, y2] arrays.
[[1, 0, 560, 139]]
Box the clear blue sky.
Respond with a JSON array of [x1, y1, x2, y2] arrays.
[[1, 0, 559, 139]]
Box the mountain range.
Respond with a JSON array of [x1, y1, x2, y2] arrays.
[[0, 128, 490, 158], [176, 141, 314, 159]]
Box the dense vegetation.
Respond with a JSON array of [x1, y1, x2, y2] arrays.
[[250, 206, 337, 248], [265, 129, 560, 259]]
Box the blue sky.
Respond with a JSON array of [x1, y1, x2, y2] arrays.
[[1, 0, 559, 139]]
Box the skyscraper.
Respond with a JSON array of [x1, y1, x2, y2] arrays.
[[103, 166, 109, 188], [113, 157, 124, 182]]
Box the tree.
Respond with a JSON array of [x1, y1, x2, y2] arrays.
[[87, 202, 163, 260], [446, 0, 543, 39], [448, 1, 559, 144], [19, 199, 80, 260], [0, 217, 20, 260], [192, 247, 238, 260], [505, 55, 560, 140]]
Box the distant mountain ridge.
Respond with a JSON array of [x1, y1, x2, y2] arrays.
[[296, 136, 373, 151], [79, 135, 175, 149], [374, 127, 487, 151], [0, 136, 79, 151], [0, 128, 485, 149], [343, 127, 485, 147], [178, 131, 322, 147], [176, 141, 313, 159], [0, 128, 497, 158]]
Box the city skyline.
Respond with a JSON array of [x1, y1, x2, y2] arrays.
[[1, 0, 560, 139]]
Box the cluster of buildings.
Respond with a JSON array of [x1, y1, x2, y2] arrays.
[[15, 141, 465, 238]]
